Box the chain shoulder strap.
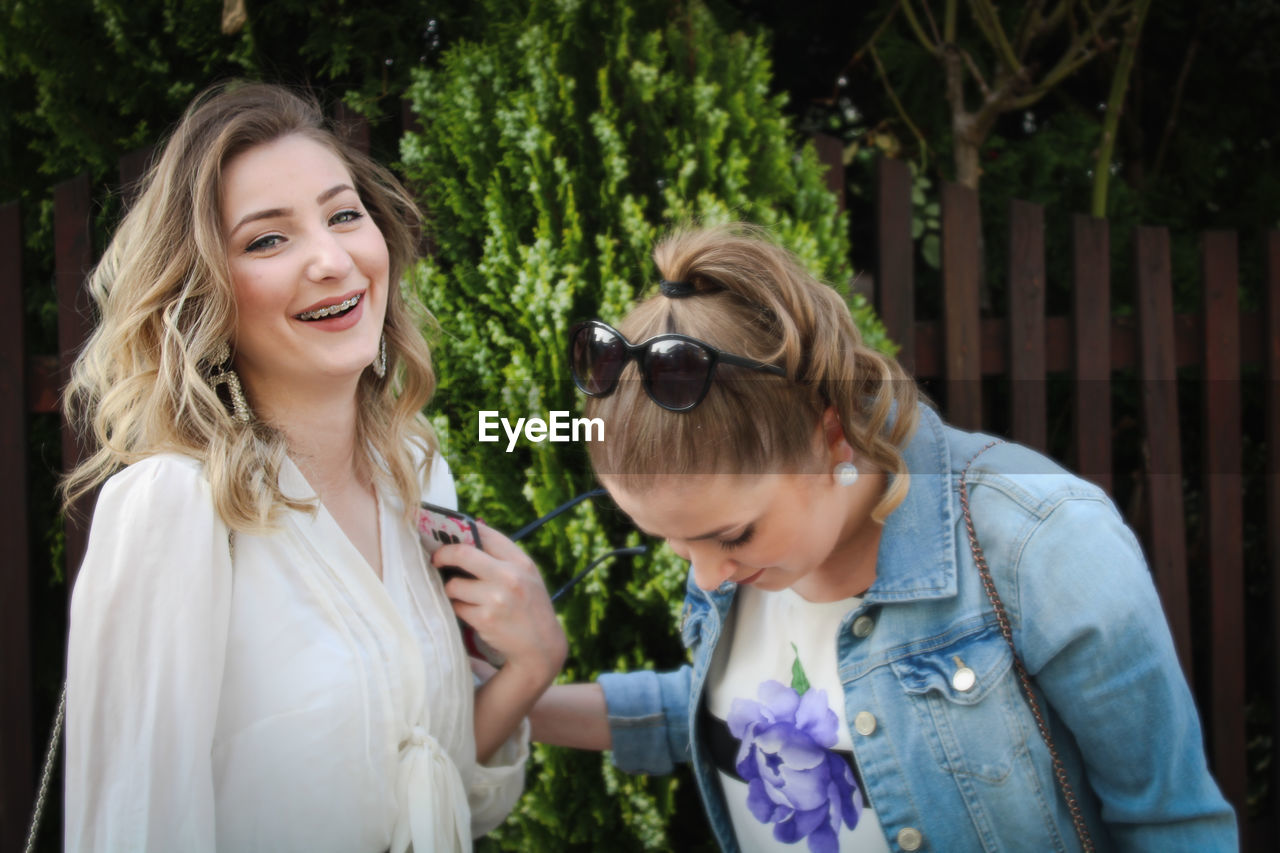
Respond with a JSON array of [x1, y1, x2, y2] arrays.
[[24, 683, 65, 853], [959, 442, 1096, 852]]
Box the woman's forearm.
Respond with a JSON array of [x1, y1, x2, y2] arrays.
[[527, 682, 611, 751], [472, 661, 554, 763]]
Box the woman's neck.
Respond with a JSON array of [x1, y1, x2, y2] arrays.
[[254, 385, 366, 495], [796, 471, 887, 602]]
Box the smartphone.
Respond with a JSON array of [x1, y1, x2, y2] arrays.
[[417, 501, 482, 582], [417, 501, 505, 665]]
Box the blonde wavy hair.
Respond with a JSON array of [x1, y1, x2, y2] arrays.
[[63, 81, 438, 531], [586, 224, 919, 522]]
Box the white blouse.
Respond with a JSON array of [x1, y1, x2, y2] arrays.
[[65, 451, 528, 852]]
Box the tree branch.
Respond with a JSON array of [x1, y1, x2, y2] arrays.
[[869, 43, 931, 171], [969, 0, 1024, 76], [1013, 0, 1049, 60], [899, 0, 940, 54], [1150, 21, 1201, 182], [919, 0, 944, 46], [1091, 0, 1151, 216], [960, 47, 993, 100]]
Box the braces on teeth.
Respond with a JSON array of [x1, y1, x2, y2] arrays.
[[297, 294, 360, 320]]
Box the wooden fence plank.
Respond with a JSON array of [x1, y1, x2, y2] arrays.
[[1134, 225, 1192, 678], [876, 158, 914, 374], [333, 101, 370, 155], [812, 134, 845, 215], [942, 182, 982, 429], [55, 174, 95, 592], [1008, 199, 1046, 451], [0, 202, 32, 853], [1201, 230, 1245, 821], [118, 146, 154, 209], [1071, 215, 1112, 493], [1266, 228, 1280, 847]]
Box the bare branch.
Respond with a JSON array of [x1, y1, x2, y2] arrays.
[[869, 43, 932, 171], [849, 3, 901, 66], [944, 0, 957, 43], [1013, 0, 1049, 60], [919, 0, 944, 46], [1150, 19, 1202, 181], [970, 0, 1024, 76], [1092, 0, 1152, 216], [1042, 0, 1076, 34], [899, 0, 940, 54], [959, 48, 993, 100]]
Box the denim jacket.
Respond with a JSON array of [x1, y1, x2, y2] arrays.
[[598, 404, 1237, 852]]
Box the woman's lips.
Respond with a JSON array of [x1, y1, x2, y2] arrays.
[[293, 293, 365, 331], [294, 290, 364, 320]]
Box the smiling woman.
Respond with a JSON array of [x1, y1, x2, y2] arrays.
[[59, 82, 566, 853]]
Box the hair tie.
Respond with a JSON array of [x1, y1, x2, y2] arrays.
[[659, 279, 696, 298]]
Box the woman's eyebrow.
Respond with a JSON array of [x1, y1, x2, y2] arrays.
[[316, 183, 354, 205], [229, 206, 290, 237], [228, 184, 354, 237]]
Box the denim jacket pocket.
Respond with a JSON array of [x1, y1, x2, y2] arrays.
[[891, 624, 1023, 784]]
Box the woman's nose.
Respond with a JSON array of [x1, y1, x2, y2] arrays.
[[691, 550, 738, 591], [307, 230, 355, 280]]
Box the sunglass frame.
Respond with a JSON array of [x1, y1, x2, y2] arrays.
[[569, 319, 786, 412]]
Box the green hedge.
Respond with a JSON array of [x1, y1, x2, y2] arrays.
[[400, 1, 887, 848]]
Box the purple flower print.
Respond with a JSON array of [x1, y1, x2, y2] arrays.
[[728, 680, 863, 853]]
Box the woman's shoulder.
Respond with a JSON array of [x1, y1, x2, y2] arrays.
[[404, 437, 457, 510], [939, 423, 1110, 523], [98, 452, 212, 509]]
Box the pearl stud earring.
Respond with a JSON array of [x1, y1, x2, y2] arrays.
[[833, 461, 859, 487]]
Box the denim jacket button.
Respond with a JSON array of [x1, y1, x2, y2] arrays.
[[951, 656, 977, 692], [897, 826, 923, 850], [854, 711, 877, 736], [852, 614, 875, 638]]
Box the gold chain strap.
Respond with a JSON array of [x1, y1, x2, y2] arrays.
[[959, 442, 1096, 852]]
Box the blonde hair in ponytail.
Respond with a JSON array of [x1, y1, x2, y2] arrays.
[[63, 81, 438, 531], [585, 223, 918, 522]]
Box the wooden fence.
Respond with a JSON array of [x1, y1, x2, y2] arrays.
[[1, 136, 1276, 850]]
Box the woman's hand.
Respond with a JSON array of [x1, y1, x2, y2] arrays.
[[434, 522, 567, 686], [433, 523, 567, 762]]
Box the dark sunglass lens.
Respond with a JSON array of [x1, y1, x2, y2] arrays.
[[645, 340, 713, 410], [573, 326, 626, 395]]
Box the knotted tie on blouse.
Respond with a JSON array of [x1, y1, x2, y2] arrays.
[[391, 725, 471, 853]]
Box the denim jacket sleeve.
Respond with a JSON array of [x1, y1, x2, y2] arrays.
[[596, 667, 695, 775], [991, 484, 1238, 850]]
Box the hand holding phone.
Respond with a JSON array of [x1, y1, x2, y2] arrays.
[[417, 502, 481, 583]]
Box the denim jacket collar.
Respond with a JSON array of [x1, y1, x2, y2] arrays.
[[863, 404, 959, 604]]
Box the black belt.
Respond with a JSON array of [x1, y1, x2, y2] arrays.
[[700, 704, 870, 808]]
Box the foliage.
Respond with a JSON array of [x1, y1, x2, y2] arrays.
[[400, 0, 885, 847]]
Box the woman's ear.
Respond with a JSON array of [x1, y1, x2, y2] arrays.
[[820, 405, 852, 460]]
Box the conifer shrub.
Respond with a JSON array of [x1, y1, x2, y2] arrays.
[[400, 1, 889, 847]]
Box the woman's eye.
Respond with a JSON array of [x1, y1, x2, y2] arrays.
[[330, 208, 364, 226], [245, 234, 284, 253], [719, 526, 755, 551]]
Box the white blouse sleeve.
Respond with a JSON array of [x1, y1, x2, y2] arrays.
[[420, 451, 532, 838], [467, 718, 531, 838], [65, 455, 233, 853]]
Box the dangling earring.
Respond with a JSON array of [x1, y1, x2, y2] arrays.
[[833, 461, 859, 487], [372, 333, 387, 379], [208, 341, 251, 424]]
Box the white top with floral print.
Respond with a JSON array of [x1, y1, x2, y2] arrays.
[[706, 585, 891, 853]]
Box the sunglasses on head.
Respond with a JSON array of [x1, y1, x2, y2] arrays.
[[569, 320, 786, 412]]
